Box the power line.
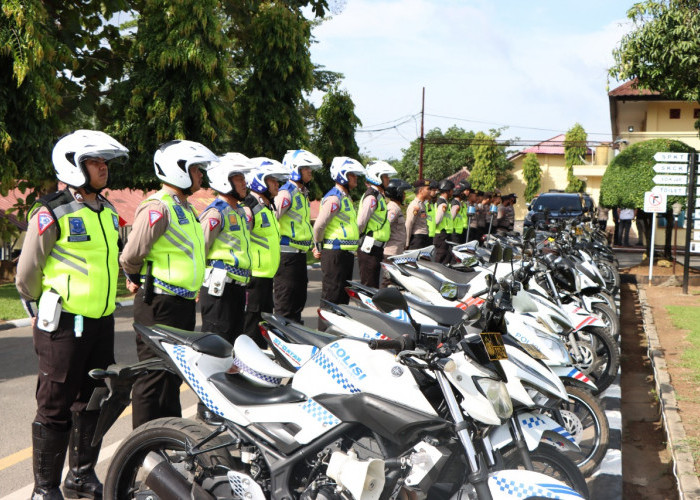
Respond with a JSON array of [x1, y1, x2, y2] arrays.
[[356, 115, 418, 133], [424, 113, 612, 137]]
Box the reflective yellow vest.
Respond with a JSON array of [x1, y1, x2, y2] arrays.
[[205, 198, 252, 285], [278, 181, 313, 250], [426, 202, 436, 237], [141, 190, 206, 298], [359, 188, 390, 242], [245, 194, 281, 278], [452, 199, 465, 234], [435, 198, 454, 234], [322, 187, 359, 251], [36, 190, 119, 318]]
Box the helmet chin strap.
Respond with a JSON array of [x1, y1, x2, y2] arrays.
[[81, 167, 107, 195], [230, 188, 246, 201]]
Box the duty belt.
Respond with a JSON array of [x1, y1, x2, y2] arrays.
[[207, 260, 252, 279], [280, 245, 305, 254], [324, 239, 359, 246], [143, 276, 197, 299], [288, 238, 312, 247]]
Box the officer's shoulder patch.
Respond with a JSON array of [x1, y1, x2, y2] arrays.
[[281, 197, 291, 209], [208, 218, 220, 231], [148, 210, 163, 227], [441, 204, 448, 212], [330, 202, 339, 213], [413, 208, 419, 216], [37, 211, 55, 235], [370, 197, 377, 209], [388, 211, 397, 222]]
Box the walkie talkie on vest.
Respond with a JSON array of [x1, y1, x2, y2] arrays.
[[143, 261, 154, 305]]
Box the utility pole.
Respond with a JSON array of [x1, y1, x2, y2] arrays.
[[419, 87, 425, 180]]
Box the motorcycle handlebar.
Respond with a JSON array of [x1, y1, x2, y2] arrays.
[[368, 338, 406, 351]]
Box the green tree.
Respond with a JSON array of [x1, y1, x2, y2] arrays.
[[610, 0, 700, 132], [522, 153, 542, 202], [564, 123, 586, 192], [470, 131, 515, 191], [107, 0, 235, 190], [397, 126, 476, 183], [310, 85, 362, 199], [232, 3, 315, 159], [600, 138, 692, 258]]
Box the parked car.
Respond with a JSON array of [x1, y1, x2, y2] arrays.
[[524, 191, 593, 227]]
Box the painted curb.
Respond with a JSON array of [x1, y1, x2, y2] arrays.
[[637, 285, 700, 500]]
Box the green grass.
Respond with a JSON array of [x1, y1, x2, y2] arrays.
[[666, 305, 700, 383], [0, 275, 133, 321]]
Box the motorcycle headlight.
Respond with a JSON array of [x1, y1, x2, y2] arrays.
[[535, 330, 571, 362], [474, 377, 513, 420]]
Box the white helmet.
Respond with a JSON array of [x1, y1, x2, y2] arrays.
[[51, 130, 128, 188], [153, 140, 218, 190], [207, 152, 252, 194], [247, 157, 289, 194], [330, 156, 364, 186], [365, 160, 397, 186], [282, 149, 322, 182]]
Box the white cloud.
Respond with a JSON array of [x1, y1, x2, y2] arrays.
[[309, 1, 633, 159]]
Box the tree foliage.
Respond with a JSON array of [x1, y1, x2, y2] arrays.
[[564, 123, 586, 192], [470, 132, 500, 192], [522, 153, 541, 202], [610, 0, 700, 132], [310, 85, 362, 199], [396, 126, 476, 183], [600, 138, 692, 208]]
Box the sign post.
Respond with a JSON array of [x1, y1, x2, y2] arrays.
[[644, 191, 667, 282], [683, 151, 698, 294]]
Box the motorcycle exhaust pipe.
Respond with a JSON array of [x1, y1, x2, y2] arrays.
[[142, 451, 214, 500]]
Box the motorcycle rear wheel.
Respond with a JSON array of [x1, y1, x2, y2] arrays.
[[103, 417, 235, 500], [501, 443, 590, 498]]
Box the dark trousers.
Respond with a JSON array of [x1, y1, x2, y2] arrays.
[[620, 219, 632, 247], [451, 231, 465, 244], [132, 290, 195, 429], [244, 276, 274, 347], [33, 313, 115, 431], [434, 231, 452, 264], [357, 243, 384, 288], [273, 252, 308, 323], [320, 249, 355, 306], [200, 281, 246, 344], [408, 233, 431, 250]]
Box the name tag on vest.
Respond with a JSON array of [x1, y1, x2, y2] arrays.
[[173, 205, 189, 225]]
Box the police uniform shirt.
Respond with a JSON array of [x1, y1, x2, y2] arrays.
[[312, 191, 345, 245], [451, 199, 461, 220], [384, 200, 406, 257], [16, 188, 109, 302], [405, 197, 428, 247], [201, 199, 251, 254], [357, 185, 383, 234], [274, 182, 308, 220], [434, 196, 450, 228], [496, 204, 507, 227]]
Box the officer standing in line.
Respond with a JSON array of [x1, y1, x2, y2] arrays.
[[503, 194, 517, 232], [426, 182, 439, 243], [274, 149, 322, 323], [120, 140, 214, 429], [486, 191, 502, 239], [465, 189, 479, 242], [433, 180, 455, 264], [312, 157, 365, 323], [476, 191, 491, 244], [16, 130, 128, 500], [405, 179, 434, 249], [382, 179, 410, 287], [356, 160, 397, 288], [242, 158, 287, 345], [451, 185, 466, 244]]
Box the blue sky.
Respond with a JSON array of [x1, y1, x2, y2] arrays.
[[308, 0, 635, 160]]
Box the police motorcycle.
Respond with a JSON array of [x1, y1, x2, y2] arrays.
[[86, 319, 585, 499], [382, 244, 619, 394]]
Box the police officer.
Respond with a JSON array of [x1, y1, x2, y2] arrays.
[[312, 157, 364, 320], [16, 130, 128, 499], [384, 179, 410, 259], [433, 180, 455, 264], [405, 179, 434, 249], [426, 182, 439, 243], [502, 194, 517, 232], [357, 160, 397, 288], [243, 158, 287, 345], [120, 140, 214, 429], [476, 191, 491, 244], [451, 185, 466, 244], [274, 149, 322, 323]]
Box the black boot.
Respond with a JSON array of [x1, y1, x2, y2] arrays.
[[62, 412, 103, 499], [32, 422, 69, 500]]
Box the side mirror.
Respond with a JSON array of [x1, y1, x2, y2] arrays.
[[489, 243, 503, 264], [502, 246, 513, 263], [371, 287, 409, 314], [524, 227, 535, 241], [440, 282, 458, 300]]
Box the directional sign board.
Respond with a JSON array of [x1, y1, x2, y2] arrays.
[[653, 174, 687, 185], [654, 163, 688, 174], [654, 152, 691, 162], [644, 191, 667, 213], [652, 185, 687, 196], [691, 242, 700, 254]]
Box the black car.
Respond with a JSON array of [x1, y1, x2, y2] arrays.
[[524, 191, 591, 227]]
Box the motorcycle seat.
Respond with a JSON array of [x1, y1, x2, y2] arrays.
[[136, 323, 233, 358], [328, 303, 417, 339], [261, 313, 336, 349], [403, 295, 468, 327], [209, 371, 307, 406], [418, 261, 481, 285]]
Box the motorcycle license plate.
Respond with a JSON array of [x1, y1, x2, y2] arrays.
[[480, 332, 508, 361]]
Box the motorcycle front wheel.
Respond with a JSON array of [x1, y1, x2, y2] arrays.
[[501, 443, 590, 498], [104, 417, 235, 500], [571, 326, 619, 394]]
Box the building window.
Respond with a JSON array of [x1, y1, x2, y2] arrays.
[[694, 109, 700, 119], [670, 108, 681, 119]]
